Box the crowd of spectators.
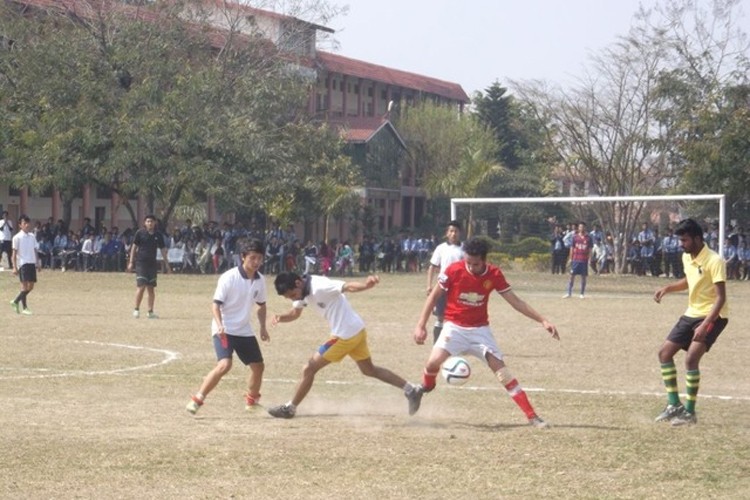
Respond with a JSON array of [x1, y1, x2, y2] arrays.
[[0, 215, 448, 278], [550, 220, 750, 280], [4, 213, 748, 281]]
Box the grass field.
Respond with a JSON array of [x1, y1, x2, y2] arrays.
[[1, 268, 748, 499]]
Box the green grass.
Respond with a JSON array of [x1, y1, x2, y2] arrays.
[[1, 269, 748, 499]]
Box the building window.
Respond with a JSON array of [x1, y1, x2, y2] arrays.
[[9, 186, 21, 196], [354, 84, 359, 93], [340, 80, 345, 91], [96, 185, 112, 199], [367, 87, 373, 97], [381, 90, 387, 100]]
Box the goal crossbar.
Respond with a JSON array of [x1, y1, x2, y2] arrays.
[[450, 194, 726, 255]]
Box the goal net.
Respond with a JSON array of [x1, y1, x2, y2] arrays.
[[450, 195, 726, 274]]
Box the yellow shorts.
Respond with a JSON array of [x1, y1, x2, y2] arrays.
[[318, 329, 371, 362]]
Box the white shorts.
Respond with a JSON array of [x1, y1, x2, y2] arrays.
[[436, 322, 503, 364]]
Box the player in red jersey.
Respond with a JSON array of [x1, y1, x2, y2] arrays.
[[411, 238, 560, 427]]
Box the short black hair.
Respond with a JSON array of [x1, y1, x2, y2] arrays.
[[463, 238, 489, 259], [144, 214, 156, 221], [18, 214, 30, 223], [239, 238, 265, 256], [274, 272, 302, 295], [674, 218, 704, 240], [448, 220, 462, 230]]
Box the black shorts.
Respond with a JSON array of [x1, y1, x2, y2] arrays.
[[666, 316, 728, 352], [18, 263, 37, 283], [135, 262, 158, 287], [213, 334, 264, 365]]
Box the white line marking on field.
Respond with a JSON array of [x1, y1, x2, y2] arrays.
[[260, 377, 750, 402], [0, 340, 180, 380]]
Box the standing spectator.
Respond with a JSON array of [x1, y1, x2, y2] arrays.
[[426, 220, 463, 343], [662, 228, 682, 278], [303, 240, 318, 274], [127, 214, 170, 319], [336, 241, 354, 276], [640, 240, 656, 277], [186, 239, 270, 415], [591, 237, 606, 275], [10, 215, 40, 315], [267, 272, 422, 419], [80, 233, 95, 271], [740, 240, 750, 280], [358, 236, 374, 273], [411, 238, 560, 427], [604, 233, 615, 274], [564, 222, 591, 298], [723, 237, 739, 280], [550, 225, 566, 274], [0, 210, 14, 268], [653, 218, 729, 426]]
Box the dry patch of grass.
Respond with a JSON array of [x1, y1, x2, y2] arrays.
[[1, 270, 748, 499]]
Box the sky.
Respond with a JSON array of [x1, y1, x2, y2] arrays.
[[327, 0, 750, 96]]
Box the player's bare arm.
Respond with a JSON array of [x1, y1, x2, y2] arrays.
[[343, 275, 380, 293], [272, 307, 303, 326], [501, 290, 560, 340], [653, 277, 689, 303], [256, 303, 270, 342], [414, 285, 444, 345]]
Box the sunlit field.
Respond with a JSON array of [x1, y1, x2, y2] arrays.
[[1, 268, 748, 499]]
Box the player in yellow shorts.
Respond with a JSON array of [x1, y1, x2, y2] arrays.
[[268, 272, 422, 418]]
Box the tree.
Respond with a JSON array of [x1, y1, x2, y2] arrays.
[[0, 0, 350, 231], [648, 0, 750, 221], [397, 102, 502, 237], [511, 27, 674, 271]]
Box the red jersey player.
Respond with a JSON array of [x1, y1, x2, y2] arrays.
[[411, 237, 560, 427]]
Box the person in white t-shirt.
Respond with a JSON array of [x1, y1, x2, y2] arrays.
[[186, 239, 270, 415], [10, 215, 40, 315], [267, 272, 422, 418], [426, 220, 463, 343]]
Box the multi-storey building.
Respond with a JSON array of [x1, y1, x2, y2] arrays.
[[0, 0, 469, 240]]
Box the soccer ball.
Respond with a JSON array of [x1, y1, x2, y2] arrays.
[[441, 357, 471, 386]]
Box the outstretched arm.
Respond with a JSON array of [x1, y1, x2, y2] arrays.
[[342, 275, 380, 293], [501, 290, 559, 340], [271, 306, 303, 326], [654, 277, 688, 303]]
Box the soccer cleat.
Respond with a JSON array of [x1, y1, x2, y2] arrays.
[[132, 309, 140, 319], [579, 294, 585, 299], [21, 309, 33, 316], [10, 301, 19, 314], [671, 411, 697, 426], [406, 385, 424, 416], [654, 403, 684, 422], [147, 312, 159, 319], [186, 396, 203, 415], [268, 404, 296, 419], [562, 293, 571, 299], [528, 415, 549, 428]]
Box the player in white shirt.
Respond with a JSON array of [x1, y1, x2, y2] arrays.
[[186, 239, 270, 415], [267, 272, 422, 418], [10, 215, 40, 315], [426, 220, 463, 343]]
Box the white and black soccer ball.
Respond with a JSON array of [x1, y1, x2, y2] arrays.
[[441, 356, 471, 386]]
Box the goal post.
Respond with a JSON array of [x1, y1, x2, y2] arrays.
[[450, 194, 727, 256]]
